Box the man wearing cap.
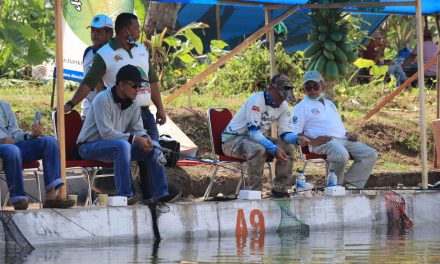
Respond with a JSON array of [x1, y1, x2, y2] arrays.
[[76, 65, 169, 204], [65, 13, 180, 203], [81, 14, 114, 119], [222, 73, 309, 197], [291, 70, 378, 188]]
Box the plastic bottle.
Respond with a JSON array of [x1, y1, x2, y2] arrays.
[[296, 170, 306, 193], [326, 170, 338, 187]]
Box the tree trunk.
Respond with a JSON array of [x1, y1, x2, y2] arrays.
[[144, 2, 181, 38]]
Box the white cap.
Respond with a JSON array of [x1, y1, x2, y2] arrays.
[[88, 14, 113, 29]]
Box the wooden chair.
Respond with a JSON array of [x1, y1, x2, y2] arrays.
[[204, 107, 273, 200], [0, 160, 42, 209], [52, 110, 113, 206]]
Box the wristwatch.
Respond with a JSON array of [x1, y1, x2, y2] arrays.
[[66, 100, 75, 109]]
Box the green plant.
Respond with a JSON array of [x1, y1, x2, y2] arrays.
[[0, 0, 55, 76], [145, 22, 228, 92], [207, 42, 304, 96]]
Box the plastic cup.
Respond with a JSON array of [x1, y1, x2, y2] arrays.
[[67, 194, 78, 207], [98, 194, 108, 206]]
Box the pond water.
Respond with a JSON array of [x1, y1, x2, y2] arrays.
[[3, 225, 440, 264]]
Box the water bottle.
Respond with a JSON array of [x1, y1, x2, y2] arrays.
[[326, 170, 338, 187], [296, 170, 306, 192]]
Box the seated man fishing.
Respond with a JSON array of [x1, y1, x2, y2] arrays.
[[76, 65, 170, 205], [0, 101, 74, 210], [291, 70, 378, 188], [222, 73, 309, 198]]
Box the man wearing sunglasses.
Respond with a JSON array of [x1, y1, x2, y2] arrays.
[[222, 74, 309, 198], [291, 70, 378, 188], [76, 65, 169, 205]]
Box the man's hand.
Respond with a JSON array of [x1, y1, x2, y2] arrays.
[[156, 109, 166, 125], [346, 132, 358, 141], [0, 137, 15, 144], [296, 135, 310, 147], [133, 136, 153, 152], [31, 123, 44, 138], [275, 148, 289, 163], [309, 135, 332, 146]]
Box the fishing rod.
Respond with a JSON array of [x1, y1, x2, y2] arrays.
[[0, 177, 96, 237], [156, 146, 440, 194]]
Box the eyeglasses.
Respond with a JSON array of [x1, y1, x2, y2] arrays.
[[123, 81, 143, 89], [304, 83, 320, 92]]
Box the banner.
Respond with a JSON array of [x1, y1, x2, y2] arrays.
[[62, 0, 134, 82]]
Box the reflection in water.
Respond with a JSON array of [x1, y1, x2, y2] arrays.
[[1, 225, 440, 263]]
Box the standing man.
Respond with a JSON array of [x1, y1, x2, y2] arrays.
[[291, 71, 378, 188], [0, 101, 74, 210], [76, 65, 168, 204], [65, 13, 179, 203], [80, 14, 114, 119], [222, 73, 309, 198]]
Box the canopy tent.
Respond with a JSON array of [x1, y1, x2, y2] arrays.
[[177, 4, 387, 52], [54, 0, 436, 198]]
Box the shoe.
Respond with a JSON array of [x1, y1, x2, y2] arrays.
[[13, 199, 29, 210], [127, 195, 138, 205], [43, 199, 75, 209], [271, 189, 290, 198], [159, 183, 182, 203]]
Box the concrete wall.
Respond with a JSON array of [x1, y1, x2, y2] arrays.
[[2, 190, 439, 246]]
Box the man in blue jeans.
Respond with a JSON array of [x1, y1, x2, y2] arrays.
[[76, 65, 169, 204], [0, 101, 74, 210]]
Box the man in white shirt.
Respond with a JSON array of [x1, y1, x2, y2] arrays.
[[222, 74, 308, 197], [291, 71, 378, 188], [80, 14, 113, 119]]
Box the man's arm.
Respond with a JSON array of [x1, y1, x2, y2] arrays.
[[65, 54, 106, 111], [148, 60, 166, 125], [150, 81, 166, 125]]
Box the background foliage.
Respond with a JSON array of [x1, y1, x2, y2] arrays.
[[0, 0, 55, 77]]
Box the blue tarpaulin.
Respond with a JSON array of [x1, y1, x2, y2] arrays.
[[153, 0, 440, 52]]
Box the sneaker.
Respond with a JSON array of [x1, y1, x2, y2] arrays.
[[13, 199, 29, 210], [159, 183, 182, 203], [43, 199, 74, 209], [271, 189, 290, 198], [127, 195, 138, 205]]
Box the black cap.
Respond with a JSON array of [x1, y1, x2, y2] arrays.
[[116, 64, 146, 84]]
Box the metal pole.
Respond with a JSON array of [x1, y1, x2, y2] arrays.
[[55, 0, 67, 198], [415, 0, 428, 189]]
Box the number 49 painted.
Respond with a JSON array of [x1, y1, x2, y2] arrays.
[[235, 209, 265, 237]]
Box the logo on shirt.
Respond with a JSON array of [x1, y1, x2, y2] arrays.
[[114, 54, 123, 62], [311, 108, 320, 115], [292, 116, 298, 124], [251, 106, 260, 112]]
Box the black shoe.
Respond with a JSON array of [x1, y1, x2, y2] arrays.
[[43, 199, 74, 209], [271, 189, 290, 198], [159, 183, 182, 203], [13, 199, 29, 210], [127, 195, 138, 205]]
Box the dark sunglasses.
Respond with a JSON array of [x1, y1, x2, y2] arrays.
[[282, 85, 293, 90], [304, 83, 320, 92], [123, 81, 143, 89]]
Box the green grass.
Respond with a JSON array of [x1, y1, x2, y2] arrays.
[[0, 80, 74, 134]]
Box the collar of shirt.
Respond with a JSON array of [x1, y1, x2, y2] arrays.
[[111, 86, 133, 110], [264, 89, 278, 108], [109, 38, 138, 51]]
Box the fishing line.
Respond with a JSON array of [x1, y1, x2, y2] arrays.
[[0, 177, 96, 237], [156, 146, 440, 194]]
